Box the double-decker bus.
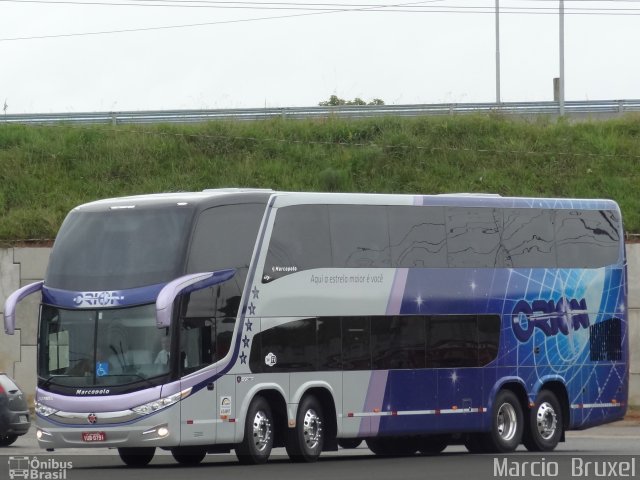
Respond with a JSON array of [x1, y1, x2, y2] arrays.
[[4, 189, 627, 466]]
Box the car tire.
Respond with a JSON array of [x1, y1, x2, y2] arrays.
[[0, 434, 18, 447]]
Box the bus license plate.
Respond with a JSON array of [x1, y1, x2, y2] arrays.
[[19, 415, 28, 423], [82, 432, 106, 442]]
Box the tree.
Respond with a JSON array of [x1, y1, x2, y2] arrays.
[[318, 95, 385, 106]]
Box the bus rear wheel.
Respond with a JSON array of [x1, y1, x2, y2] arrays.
[[118, 447, 155, 467], [286, 395, 325, 462], [171, 447, 206, 465], [523, 390, 563, 452], [235, 396, 274, 465], [486, 389, 524, 453]]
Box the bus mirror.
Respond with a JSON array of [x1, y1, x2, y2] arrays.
[[155, 269, 236, 328], [4, 280, 44, 335]]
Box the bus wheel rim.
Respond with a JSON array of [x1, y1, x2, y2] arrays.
[[303, 408, 322, 450], [252, 410, 271, 452], [496, 402, 517, 442], [536, 402, 558, 440]]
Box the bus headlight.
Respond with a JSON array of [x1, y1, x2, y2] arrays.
[[35, 402, 58, 417], [132, 387, 192, 416]]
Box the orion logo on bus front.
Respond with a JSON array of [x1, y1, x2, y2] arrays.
[[72, 291, 124, 307], [511, 297, 590, 343]]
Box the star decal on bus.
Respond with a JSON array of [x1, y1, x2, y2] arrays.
[[248, 303, 256, 315], [245, 320, 253, 332], [242, 335, 250, 348], [252, 286, 260, 299], [239, 352, 247, 364]]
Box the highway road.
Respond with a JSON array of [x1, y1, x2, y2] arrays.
[[2, 421, 640, 480]]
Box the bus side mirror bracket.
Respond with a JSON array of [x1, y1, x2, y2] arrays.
[[155, 269, 236, 328], [4, 280, 44, 335]]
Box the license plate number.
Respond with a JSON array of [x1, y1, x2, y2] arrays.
[[82, 432, 106, 442], [19, 415, 28, 423]]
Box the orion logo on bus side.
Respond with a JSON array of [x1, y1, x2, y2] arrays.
[[511, 297, 590, 343], [72, 291, 125, 307]]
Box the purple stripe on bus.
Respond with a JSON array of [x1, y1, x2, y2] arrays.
[[37, 386, 163, 413], [359, 370, 389, 436], [386, 269, 409, 316]]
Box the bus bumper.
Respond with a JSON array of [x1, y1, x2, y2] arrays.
[[34, 408, 180, 449]]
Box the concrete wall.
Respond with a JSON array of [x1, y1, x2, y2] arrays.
[[1, 246, 639, 406], [0, 248, 50, 407], [627, 244, 640, 406]]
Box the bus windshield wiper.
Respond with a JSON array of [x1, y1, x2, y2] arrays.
[[39, 376, 58, 390], [108, 373, 156, 389]]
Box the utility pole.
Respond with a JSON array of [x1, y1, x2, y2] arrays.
[[559, 0, 565, 115], [495, 0, 501, 104]]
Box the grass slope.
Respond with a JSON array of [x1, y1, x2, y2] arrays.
[[1, 114, 639, 242]]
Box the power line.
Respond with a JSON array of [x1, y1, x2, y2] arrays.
[[4, 0, 640, 10], [0, 0, 441, 42], [2, 0, 638, 42]]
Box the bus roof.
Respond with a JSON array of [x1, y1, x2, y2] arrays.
[[73, 189, 620, 213], [73, 188, 274, 212]]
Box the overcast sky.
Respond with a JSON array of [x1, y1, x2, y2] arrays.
[[0, 0, 638, 113]]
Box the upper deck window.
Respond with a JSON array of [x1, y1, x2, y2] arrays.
[[46, 207, 194, 291], [262, 203, 622, 282], [555, 209, 620, 268]]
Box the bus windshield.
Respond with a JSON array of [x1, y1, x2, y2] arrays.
[[38, 304, 172, 388], [46, 207, 194, 291]]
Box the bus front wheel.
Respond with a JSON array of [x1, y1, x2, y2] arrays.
[[486, 389, 524, 453], [118, 447, 155, 467], [235, 396, 274, 465], [286, 395, 325, 462], [523, 390, 563, 452]]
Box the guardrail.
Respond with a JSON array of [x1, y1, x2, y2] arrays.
[[1, 99, 639, 125]]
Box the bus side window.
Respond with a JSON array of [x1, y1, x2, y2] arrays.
[[446, 207, 503, 268], [388, 206, 447, 268], [263, 205, 331, 282], [342, 317, 371, 370], [329, 205, 391, 268], [555, 209, 620, 268], [502, 209, 556, 268], [427, 316, 478, 368], [180, 316, 214, 374], [214, 317, 235, 361]]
